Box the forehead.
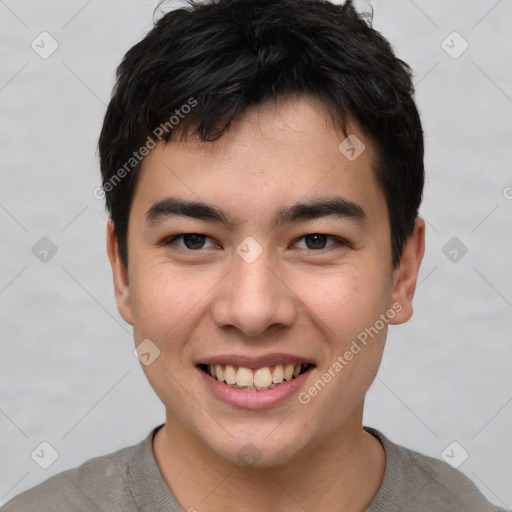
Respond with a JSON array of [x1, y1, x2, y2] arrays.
[[131, 96, 387, 229]]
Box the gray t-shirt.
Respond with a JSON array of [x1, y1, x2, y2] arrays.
[[1, 424, 506, 511]]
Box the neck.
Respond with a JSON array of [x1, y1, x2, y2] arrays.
[[153, 405, 385, 512]]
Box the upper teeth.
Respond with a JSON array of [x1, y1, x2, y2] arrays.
[[208, 363, 304, 390]]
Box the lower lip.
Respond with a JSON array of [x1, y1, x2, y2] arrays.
[[198, 367, 314, 409]]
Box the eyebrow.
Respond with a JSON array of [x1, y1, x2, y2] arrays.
[[145, 196, 368, 229]]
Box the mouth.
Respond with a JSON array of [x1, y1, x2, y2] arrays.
[[197, 363, 315, 392]]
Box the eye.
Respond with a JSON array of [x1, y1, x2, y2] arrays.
[[294, 233, 345, 250], [165, 233, 217, 250], [164, 233, 347, 252]]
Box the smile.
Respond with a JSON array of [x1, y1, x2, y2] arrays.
[[198, 363, 315, 391]]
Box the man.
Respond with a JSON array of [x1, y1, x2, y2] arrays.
[[2, 0, 506, 510]]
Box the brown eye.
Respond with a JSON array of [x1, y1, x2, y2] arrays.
[[182, 234, 207, 249], [166, 233, 216, 250], [304, 234, 328, 250], [297, 233, 341, 251]]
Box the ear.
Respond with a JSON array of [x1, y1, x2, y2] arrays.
[[389, 217, 425, 325], [106, 219, 133, 326]]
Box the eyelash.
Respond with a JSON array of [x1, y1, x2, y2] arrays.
[[164, 233, 349, 252]]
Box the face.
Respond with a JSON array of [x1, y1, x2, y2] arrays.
[[108, 96, 424, 467]]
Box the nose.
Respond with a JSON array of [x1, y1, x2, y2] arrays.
[[211, 250, 297, 338]]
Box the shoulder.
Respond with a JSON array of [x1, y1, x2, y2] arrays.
[[1, 443, 139, 512], [366, 427, 507, 512], [399, 445, 503, 511]]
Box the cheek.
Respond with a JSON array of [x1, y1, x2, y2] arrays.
[[297, 267, 391, 428], [294, 262, 392, 339], [129, 267, 208, 414], [129, 264, 209, 345]]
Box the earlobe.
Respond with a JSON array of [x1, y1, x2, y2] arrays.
[[106, 220, 134, 326], [389, 217, 426, 325]]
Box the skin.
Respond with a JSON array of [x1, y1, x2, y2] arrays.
[[107, 96, 425, 512]]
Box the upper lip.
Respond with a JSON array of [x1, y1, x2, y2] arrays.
[[196, 353, 316, 368]]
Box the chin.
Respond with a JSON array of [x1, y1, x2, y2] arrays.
[[204, 427, 312, 469]]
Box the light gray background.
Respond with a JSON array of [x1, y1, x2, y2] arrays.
[[1, 0, 511, 508]]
